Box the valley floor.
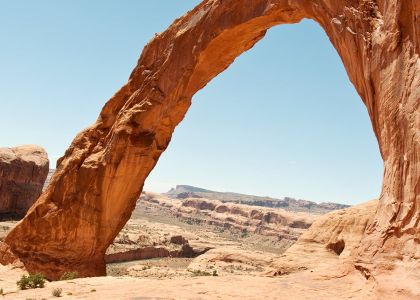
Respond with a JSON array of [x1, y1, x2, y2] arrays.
[[0, 198, 417, 299]]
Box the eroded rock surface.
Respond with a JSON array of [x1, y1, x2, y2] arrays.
[[0, 145, 49, 217], [1, 0, 418, 289], [271, 200, 378, 274]]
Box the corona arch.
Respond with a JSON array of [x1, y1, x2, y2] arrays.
[[1, 0, 418, 280]]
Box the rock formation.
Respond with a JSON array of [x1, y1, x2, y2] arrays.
[[141, 192, 315, 250], [270, 200, 378, 274], [0, 0, 418, 284], [166, 185, 350, 212], [0, 145, 49, 217]]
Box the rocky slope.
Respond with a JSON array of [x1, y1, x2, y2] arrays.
[[105, 219, 207, 265], [0, 145, 49, 217], [140, 192, 315, 251], [167, 185, 350, 213], [106, 191, 318, 267]]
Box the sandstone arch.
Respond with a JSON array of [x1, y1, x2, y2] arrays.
[[1, 0, 418, 280]]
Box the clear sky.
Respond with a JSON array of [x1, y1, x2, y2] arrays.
[[0, 1, 383, 205]]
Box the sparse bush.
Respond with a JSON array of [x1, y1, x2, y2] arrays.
[[188, 269, 211, 276], [240, 229, 248, 238], [0, 288, 3, 295], [212, 270, 218, 276], [17, 275, 30, 290], [29, 273, 45, 288], [17, 273, 45, 290], [52, 288, 62, 297], [59, 271, 78, 281]]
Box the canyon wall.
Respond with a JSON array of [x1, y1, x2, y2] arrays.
[[1, 0, 418, 281], [0, 145, 49, 217]]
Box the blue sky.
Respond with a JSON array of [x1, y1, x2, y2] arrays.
[[0, 1, 383, 204]]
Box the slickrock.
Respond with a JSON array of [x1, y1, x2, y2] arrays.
[[271, 200, 378, 274], [0, 145, 49, 217], [1, 1, 418, 292], [188, 246, 280, 275], [0, 265, 378, 300]]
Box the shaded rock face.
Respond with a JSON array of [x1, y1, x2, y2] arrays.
[[1, 0, 418, 281], [0, 145, 49, 217]]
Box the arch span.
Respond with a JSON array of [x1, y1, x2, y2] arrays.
[[1, 0, 418, 280]]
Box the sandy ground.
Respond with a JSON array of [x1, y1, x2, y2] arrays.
[[0, 265, 378, 300]]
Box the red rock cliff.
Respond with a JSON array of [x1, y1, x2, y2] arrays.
[[0, 145, 49, 217]]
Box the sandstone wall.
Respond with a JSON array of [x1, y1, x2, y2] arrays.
[[0, 145, 49, 217]]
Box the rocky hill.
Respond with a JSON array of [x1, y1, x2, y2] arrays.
[[166, 185, 350, 213], [137, 192, 316, 253]]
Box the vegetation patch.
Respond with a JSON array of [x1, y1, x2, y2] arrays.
[[188, 269, 218, 277], [59, 271, 78, 281], [16, 273, 46, 290]]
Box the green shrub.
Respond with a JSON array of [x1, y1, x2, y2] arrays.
[[52, 288, 62, 297], [240, 230, 248, 238], [29, 273, 45, 288], [16, 275, 30, 290], [17, 273, 45, 290], [189, 269, 211, 276], [59, 271, 78, 281]]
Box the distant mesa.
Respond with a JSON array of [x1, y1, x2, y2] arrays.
[[0, 145, 49, 218], [165, 185, 350, 214]]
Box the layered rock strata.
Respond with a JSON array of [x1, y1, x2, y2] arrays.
[[141, 192, 315, 250]]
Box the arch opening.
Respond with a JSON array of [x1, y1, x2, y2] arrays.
[[144, 19, 383, 206]]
